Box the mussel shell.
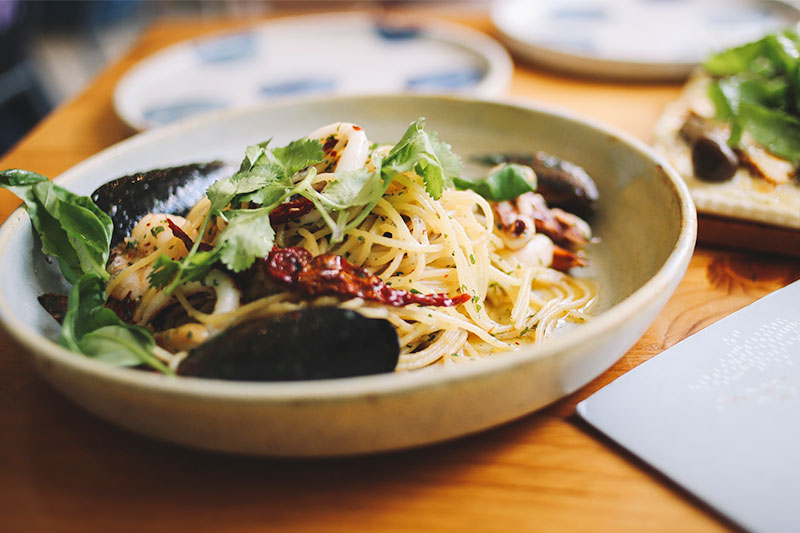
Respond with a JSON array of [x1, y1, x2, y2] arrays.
[[177, 307, 400, 381], [530, 152, 599, 217], [477, 152, 599, 217], [91, 161, 235, 246], [37, 293, 68, 324]]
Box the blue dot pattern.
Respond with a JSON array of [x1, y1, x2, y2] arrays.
[[143, 100, 227, 126], [259, 78, 336, 97], [406, 69, 484, 90], [193, 32, 257, 64]]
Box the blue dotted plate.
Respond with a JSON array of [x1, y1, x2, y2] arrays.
[[114, 13, 512, 130], [492, 0, 800, 80]]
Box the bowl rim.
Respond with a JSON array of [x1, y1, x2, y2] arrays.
[[0, 92, 697, 403]]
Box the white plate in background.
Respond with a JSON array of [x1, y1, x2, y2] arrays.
[[113, 12, 513, 130], [491, 0, 800, 80]]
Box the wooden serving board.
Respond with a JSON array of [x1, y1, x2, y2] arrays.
[[698, 213, 800, 258]]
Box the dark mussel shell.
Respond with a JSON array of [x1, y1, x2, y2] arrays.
[[91, 161, 236, 246], [477, 152, 599, 217], [37, 293, 68, 324], [177, 307, 400, 381]]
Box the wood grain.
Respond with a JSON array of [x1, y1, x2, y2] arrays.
[[0, 8, 794, 532]]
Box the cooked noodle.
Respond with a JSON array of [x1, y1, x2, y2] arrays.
[[108, 123, 597, 371]]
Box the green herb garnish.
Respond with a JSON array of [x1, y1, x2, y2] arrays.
[[704, 30, 800, 163], [453, 163, 535, 202]]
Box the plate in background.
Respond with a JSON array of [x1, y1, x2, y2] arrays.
[[114, 12, 513, 130], [491, 0, 800, 80]]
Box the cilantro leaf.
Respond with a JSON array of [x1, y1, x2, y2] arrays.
[[301, 161, 386, 243], [168, 137, 323, 285], [161, 119, 457, 285], [235, 179, 291, 207], [208, 138, 322, 213], [453, 164, 535, 202], [383, 118, 462, 200], [148, 254, 181, 289], [241, 140, 271, 171], [272, 138, 325, 175], [216, 208, 275, 271], [207, 165, 284, 212], [0, 169, 112, 283], [315, 169, 376, 208], [431, 133, 462, 185]]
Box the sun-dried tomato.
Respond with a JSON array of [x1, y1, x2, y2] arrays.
[[269, 197, 314, 224], [165, 218, 212, 252], [264, 247, 470, 307]]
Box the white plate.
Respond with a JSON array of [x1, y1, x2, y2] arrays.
[[114, 12, 513, 130], [0, 94, 696, 456], [491, 0, 800, 80]]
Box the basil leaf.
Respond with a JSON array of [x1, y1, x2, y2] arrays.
[[453, 164, 535, 202], [704, 30, 800, 160], [0, 169, 112, 283], [80, 326, 164, 369], [764, 33, 800, 76], [60, 273, 172, 374], [704, 37, 770, 76], [717, 75, 787, 110], [738, 101, 800, 164]]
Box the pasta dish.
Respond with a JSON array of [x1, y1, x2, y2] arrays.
[[1, 119, 598, 380]]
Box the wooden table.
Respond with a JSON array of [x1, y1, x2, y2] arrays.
[[2, 10, 796, 532]]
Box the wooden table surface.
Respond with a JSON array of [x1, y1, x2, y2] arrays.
[[2, 10, 796, 533]]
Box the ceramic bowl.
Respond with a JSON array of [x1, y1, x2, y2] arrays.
[[0, 95, 696, 456]]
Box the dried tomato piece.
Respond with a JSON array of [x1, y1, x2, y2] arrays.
[[269, 197, 314, 224], [264, 247, 470, 307], [165, 218, 212, 252]]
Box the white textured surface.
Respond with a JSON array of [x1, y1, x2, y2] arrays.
[[579, 280, 800, 533]]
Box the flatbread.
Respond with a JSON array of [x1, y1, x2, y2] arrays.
[[652, 70, 800, 229]]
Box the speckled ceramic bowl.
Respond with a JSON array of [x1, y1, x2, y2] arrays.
[[0, 95, 696, 456]]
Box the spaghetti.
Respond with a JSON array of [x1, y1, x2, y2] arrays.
[[105, 122, 598, 372]]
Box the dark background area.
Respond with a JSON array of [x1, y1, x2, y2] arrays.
[[0, 0, 161, 156]]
